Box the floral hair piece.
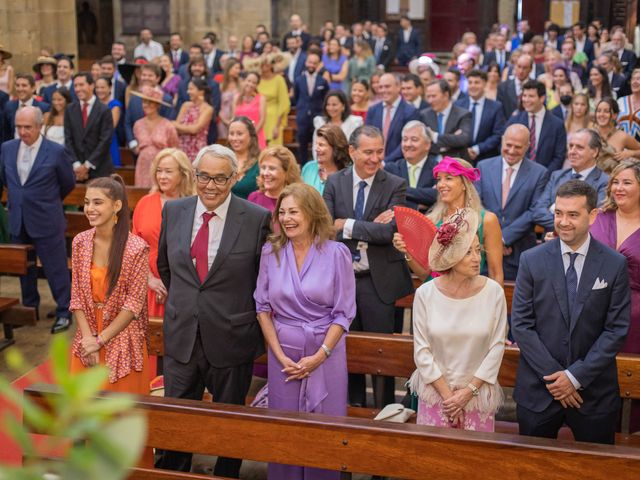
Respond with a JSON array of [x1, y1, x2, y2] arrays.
[[432, 157, 481, 183], [428, 208, 479, 273]]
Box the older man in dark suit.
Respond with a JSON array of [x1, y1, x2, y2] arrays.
[[324, 125, 413, 407], [513, 180, 630, 444], [497, 53, 533, 118], [156, 144, 271, 477]]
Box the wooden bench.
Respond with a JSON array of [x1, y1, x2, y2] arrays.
[[115, 166, 136, 186], [24, 383, 640, 479]]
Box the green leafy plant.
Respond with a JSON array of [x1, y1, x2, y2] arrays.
[[0, 335, 147, 480]]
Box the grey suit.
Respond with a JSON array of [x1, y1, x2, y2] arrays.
[[419, 104, 473, 160], [156, 194, 271, 477]]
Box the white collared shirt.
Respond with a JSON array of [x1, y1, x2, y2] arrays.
[[191, 193, 232, 271], [573, 165, 596, 180], [502, 158, 523, 188], [205, 49, 218, 70], [288, 49, 301, 83], [72, 96, 98, 170], [528, 107, 545, 149], [134, 40, 164, 61], [403, 27, 412, 43], [411, 97, 423, 109], [56, 80, 73, 90], [17, 134, 43, 183], [469, 96, 485, 147], [343, 169, 375, 271], [575, 36, 586, 53]]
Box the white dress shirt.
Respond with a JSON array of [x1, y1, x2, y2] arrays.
[[288, 49, 301, 84], [403, 27, 412, 44], [343, 169, 375, 272], [573, 165, 596, 180], [134, 40, 164, 61], [529, 107, 546, 149], [468, 96, 485, 150], [191, 193, 232, 271], [575, 36, 586, 54], [501, 158, 523, 188], [73, 95, 97, 170], [17, 134, 43, 184]]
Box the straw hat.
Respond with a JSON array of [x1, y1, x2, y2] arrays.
[[32, 56, 58, 74], [0, 45, 12, 60], [243, 51, 291, 74], [428, 208, 479, 273], [408, 54, 440, 76], [130, 85, 172, 108]]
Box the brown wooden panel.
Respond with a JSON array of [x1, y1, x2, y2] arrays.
[[504, 280, 515, 313], [0, 305, 37, 326], [128, 467, 227, 480], [63, 185, 149, 210], [65, 212, 91, 238], [0, 244, 34, 275], [120, 148, 135, 166], [116, 166, 136, 186]]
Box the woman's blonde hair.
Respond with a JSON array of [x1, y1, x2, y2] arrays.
[[427, 158, 483, 223], [565, 93, 590, 131], [601, 158, 640, 211], [149, 148, 195, 196], [268, 183, 335, 262], [256, 146, 301, 192]]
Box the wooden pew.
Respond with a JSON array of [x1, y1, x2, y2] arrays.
[[115, 166, 136, 186], [24, 383, 640, 479]]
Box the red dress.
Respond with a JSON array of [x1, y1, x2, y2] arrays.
[[178, 102, 209, 162]]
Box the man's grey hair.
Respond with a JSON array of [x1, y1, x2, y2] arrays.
[[16, 106, 43, 126], [193, 144, 238, 173], [401, 120, 431, 142], [349, 125, 384, 150], [573, 128, 602, 154]]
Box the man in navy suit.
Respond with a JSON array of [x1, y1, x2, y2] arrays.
[[396, 15, 421, 66], [202, 32, 225, 75], [293, 51, 328, 164], [456, 69, 505, 162], [444, 68, 468, 103], [475, 124, 549, 280], [506, 80, 567, 172], [371, 23, 394, 71], [0, 107, 75, 333], [551, 83, 573, 121], [611, 30, 637, 82], [597, 52, 628, 97], [0, 89, 8, 145], [401, 74, 428, 111], [384, 120, 437, 211], [533, 129, 608, 230], [572, 22, 595, 62], [483, 33, 510, 72], [281, 14, 311, 51], [285, 35, 306, 91], [512, 180, 630, 444], [497, 54, 532, 118], [169, 33, 190, 73], [42, 56, 76, 104], [365, 73, 419, 163], [3, 74, 50, 143], [177, 44, 205, 80]]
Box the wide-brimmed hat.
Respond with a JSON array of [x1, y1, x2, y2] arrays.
[[243, 51, 291, 74], [0, 45, 12, 60], [117, 58, 166, 85], [429, 208, 479, 273], [32, 56, 58, 74], [131, 85, 172, 108], [408, 53, 440, 76]]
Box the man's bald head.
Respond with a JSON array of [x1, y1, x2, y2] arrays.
[[502, 124, 530, 166], [515, 54, 533, 82], [15, 106, 43, 146]]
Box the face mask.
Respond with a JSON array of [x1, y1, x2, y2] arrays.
[[560, 95, 572, 106]]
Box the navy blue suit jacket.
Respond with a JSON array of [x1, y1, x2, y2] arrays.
[[456, 97, 505, 160], [3, 99, 50, 143], [0, 90, 9, 144], [532, 167, 609, 230], [506, 110, 567, 172], [512, 238, 630, 415], [365, 100, 419, 163], [550, 104, 567, 121], [170, 50, 190, 73], [396, 28, 421, 66], [383, 155, 438, 210], [0, 138, 75, 238], [176, 76, 221, 144], [42, 83, 77, 104], [125, 93, 176, 145], [475, 156, 549, 279], [293, 73, 329, 128]]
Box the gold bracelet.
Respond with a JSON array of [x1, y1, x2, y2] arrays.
[[467, 383, 480, 397]]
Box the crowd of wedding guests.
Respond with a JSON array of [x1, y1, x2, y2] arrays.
[[1, 12, 640, 479]]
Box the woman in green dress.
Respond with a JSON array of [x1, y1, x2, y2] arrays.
[[228, 116, 261, 199]]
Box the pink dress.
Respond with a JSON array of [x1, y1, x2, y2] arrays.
[[235, 94, 267, 149], [217, 89, 236, 140], [178, 103, 209, 163], [133, 118, 179, 188]]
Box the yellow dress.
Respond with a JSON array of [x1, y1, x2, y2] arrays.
[[257, 75, 290, 145]]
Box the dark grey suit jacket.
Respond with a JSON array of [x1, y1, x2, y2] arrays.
[[419, 104, 472, 160], [323, 167, 413, 305], [157, 194, 271, 367]]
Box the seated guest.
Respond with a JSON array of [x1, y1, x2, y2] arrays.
[[312, 90, 363, 161], [41, 87, 71, 146], [173, 78, 213, 163], [131, 86, 178, 188], [533, 129, 609, 230], [233, 71, 267, 149], [42, 55, 76, 103], [485, 63, 501, 101], [3, 74, 50, 143], [255, 182, 356, 479], [98, 56, 126, 108], [228, 116, 261, 199], [94, 77, 122, 167], [506, 80, 567, 172], [611, 30, 637, 81], [350, 79, 370, 122], [248, 145, 302, 211], [565, 92, 591, 138], [595, 97, 640, 165], [365, 73, 419, 163], [409, 208, 507, 431], [421, 79, 472, 161], [133, 149, 195, 318], [512, 180, 630, 445], [617, 69, 640, 143], [384, 120, 438, 212], [497, 53, 533, 118], [401, 73, 429, 111], [456, 69, 506, 162], [475, 124, 549, 280], [302, 123, 351, 194], [177, 43, 204, 81], [587, 65, 613, 110]]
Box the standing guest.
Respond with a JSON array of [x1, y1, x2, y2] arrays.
[[122, 58, 146, 108], [284, 35, 306, 91], [345, 40, 376, 95], [483, 33, 510, 72], [396, 15, 421, 66], [218, 58, 241, 140], [421, 79, 472, 161], [444, 68, 468, 103], [202, 32, 225, 75], [156, 144, 271, 477], [168, 33, 189, 73], [546, 64, 571, 111], [597, 52, 626, 97], [33, 56, 58, 97], [293, 51, 329, 164], [372, 23, 394, 71], [302, 124, 350, 194], [350, 79, 370, 121], [0, 107, 75, 333], [255, 182, 356, 479], [281, 13, 312, 51], [611, 30, 637, 81], [617, 69, 640, 142], [595, 98, 640, 165], [43, 56, 76, 104], [177, 44, 205, 80], [41, 87, 71, 146], [173, 78, 213, 163], [0, 45, 14, 95], [401, 73, 429, 111], [409, 209, 507, 431], [369, 71, 383, 105], [65, 73, 114, 181], [485, 64, 501, 101], [98, 56, 126, 108], [226, 35, 240, 59], [506, 80, 567, 172], [132, 86, 178, 188], [94, 77, 123, 167], [158, 54, 181, 101], [475, 124, 549, 281], [233, 72, 267, 149], [545, 23, 563, 51], [3, 74, 50, 143], [513, 180, 630, 445], [248, 145, 302, 211], [588, 65, 614, 110], [312, 90, 363, 161], [240, 35, 257, 63], [228, 116, 261, 199], [322, 38, 349, 91], [134, 28, 164, 61], [90, 62, 102, 83], [365, 73, 419, 163], [551, 83, 573, 121], [132, 149, 195, 318], [497, 53, 533, 118], [323, 125, 414, 407]]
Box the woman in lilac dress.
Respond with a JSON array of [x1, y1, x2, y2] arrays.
[[248, 145, 301, 212], [591, 158, 640, 432], [255, 183, 356, 480], [321, 38, 348, 91]]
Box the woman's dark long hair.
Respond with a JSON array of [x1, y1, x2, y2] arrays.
[[323, 89, 351, 122], [86, 174, 130, 297], [588, 65, 613, 100], [190, 77, 212, 104], [44, 87, 72, 135]]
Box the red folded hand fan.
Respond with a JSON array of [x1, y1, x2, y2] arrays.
[[393, 206, 437, 270]]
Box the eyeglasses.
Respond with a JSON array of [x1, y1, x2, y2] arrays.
[[195, 171, 234, 186]]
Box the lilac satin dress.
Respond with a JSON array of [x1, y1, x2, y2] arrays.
[[254, 240, 356, 480]]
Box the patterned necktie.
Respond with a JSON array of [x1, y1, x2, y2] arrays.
[[354, 180, 367, 221], [18, 146, 32, 185], [82, 102, 89, 128], [190, 212, 216, 282], [437, 112, 445, 135], [408, 164, 419, 188], [572, 172, 582, 180], [565, 252, 579, 315], [382, 104, 392, 140], [529, 114, 537, 161], [502, 166, 514, 208]]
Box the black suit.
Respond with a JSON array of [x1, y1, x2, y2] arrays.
[[324, 167, 413, 407], [64, 97, 114, 178], [483, 50, 510, 72], [371, 37, 394, 70], [497, 79, 521, 118], [282, 31, 311, 51], [419, 104, 473, 160]]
